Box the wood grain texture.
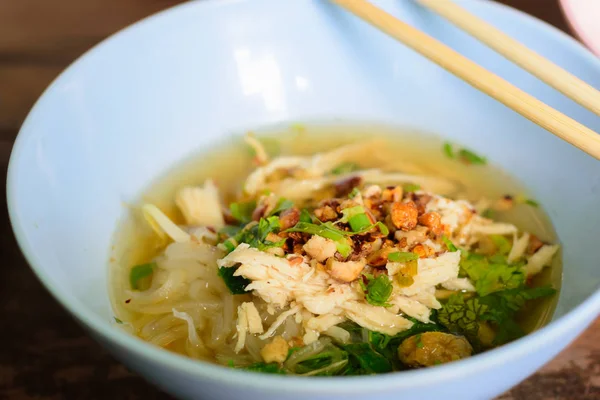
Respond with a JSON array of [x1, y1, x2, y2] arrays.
[[0, 1, 597, 399]]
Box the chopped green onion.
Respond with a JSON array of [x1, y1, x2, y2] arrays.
[[349, 188, 361, 198], [340, 206, 365, 221], [403, 183, 421, 192], [348, 213, 371, 232], [114, 317, 123, 324], [442, 236, 458, 252], [129, 262, 156, 290], [458, 149, 487, 165], [331, 162, 360, 175], [363, 274, 393, 307], [388, 251, 419, 263], [524, 199, 539, 207], [443, 142, 454, 158], [223, 239, 237, 253], [286, 222, 353, 257]]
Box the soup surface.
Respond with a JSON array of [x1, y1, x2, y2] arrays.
[[110, 124, 561, 375]]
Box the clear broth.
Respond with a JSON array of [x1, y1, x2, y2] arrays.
[[110, 123, 561, 352]]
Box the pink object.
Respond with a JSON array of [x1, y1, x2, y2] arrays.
[[560, 0, 600, 56]]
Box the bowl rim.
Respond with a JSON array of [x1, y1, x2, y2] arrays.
[[7, 0, 600, 393]]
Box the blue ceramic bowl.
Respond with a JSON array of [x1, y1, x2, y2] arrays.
[[7, 1, 600, 399]]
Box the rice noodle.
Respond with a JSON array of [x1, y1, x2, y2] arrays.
[[245, 133, 269, 165], [126, 269, 187, 305], [142, 204, 191, 243], [323, 326, 350, 344], [260, 305, 301, 340]]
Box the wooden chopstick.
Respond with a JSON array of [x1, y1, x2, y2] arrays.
[[332, 0, 600, 161], [419, 0, 600, 117]]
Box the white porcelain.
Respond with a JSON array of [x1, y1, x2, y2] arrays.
[[7, 0, 600, 399]]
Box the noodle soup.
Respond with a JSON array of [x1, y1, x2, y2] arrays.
[[110, 124, 560, 375]]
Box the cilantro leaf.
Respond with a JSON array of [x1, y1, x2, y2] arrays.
[[342, 343, 392, 374], [229, 201, 256, 224], [229, 216, 285, 253], [490, 235, 511, 255], [460, 252, 525, 297], [268, 198, 294, 217], [363, 275, 393, 307], [243, 362, 286, 374], [130, 262, 156, 290], [299, 208, 313, 223], [218, 265, 251, 294]]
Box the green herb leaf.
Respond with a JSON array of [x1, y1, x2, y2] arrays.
[[479, 285, 556, 345], [331, 162, 360, 175], [364, 275, 393, 307], [458, 148, 487, 165], [443, 142, 455, 159], [481, 209, 495, 219], [114, 317, 123, 324], [342, 343, 393, 374], [442, 235, 458, 252], [219, 225, 242, 238], [230, 201, 256, 224], [290, 342, 349, 376], [403, 183, 421, 192], [349, 187, 361, 198], [299, 208, 313, 223], [525, 199, 539, 207], [438, 294, 487, 343], [129, 262, 156, 290], [460, 252, 524, 296], [490, 235, 512, 255], [218, 265, 251, 295], [233, 216, 285, 252], [286, 222, 353, 257], [268, 198, 294, 217], [243, 362, 286, 374], [388, 251, 419, 263]]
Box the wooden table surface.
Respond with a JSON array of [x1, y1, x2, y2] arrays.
[[0, 1, 598, 399]]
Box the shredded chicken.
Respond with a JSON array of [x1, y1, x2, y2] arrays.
[[176, 180, 225, 229], [399, 251, 461, 297], [524, 244, 559, 277]]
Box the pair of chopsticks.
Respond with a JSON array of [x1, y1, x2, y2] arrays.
[[333, 0, 600, 160]]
